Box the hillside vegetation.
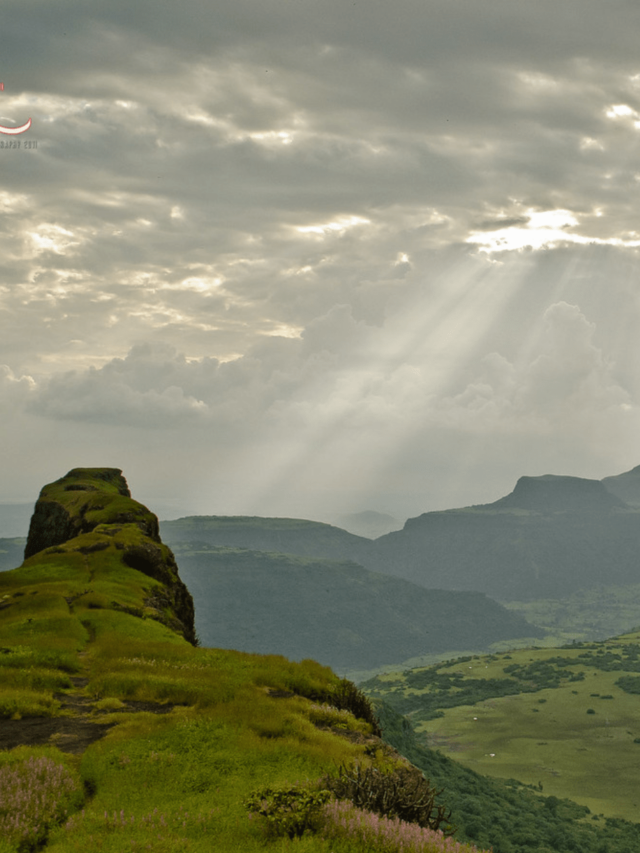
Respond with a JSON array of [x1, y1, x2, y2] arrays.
[[0, 468, 483, 853], [158, 468, 640, 646], [362, 634, 640, 823], [173, 543, 541, 672], [376, 701, 640, 853]]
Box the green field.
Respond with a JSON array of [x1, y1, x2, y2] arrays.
[[362, 633, 640, 822]]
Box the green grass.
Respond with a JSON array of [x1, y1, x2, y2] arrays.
[[502, 583, 640, 644], [8, 467, 639, 853], [5, 469, 441, 852], [0, 544, 391, 852], [363, 634, 640, 822], [0, 591, 382, 851]]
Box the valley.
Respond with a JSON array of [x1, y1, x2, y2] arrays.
[[361, 634, 640, 821], [2, 465, 640, 852]]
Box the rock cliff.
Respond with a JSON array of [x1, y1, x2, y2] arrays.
[[23, 467, 196, 644]]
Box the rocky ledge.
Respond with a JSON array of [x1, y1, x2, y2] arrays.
[[23, 467, 196, 645]]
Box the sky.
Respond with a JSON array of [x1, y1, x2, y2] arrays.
[[2, 0, 640, 523]]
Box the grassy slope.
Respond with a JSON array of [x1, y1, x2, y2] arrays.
[[4, 469, 639, 853], [362, 634, 640, 822], [0, 472, 387, 853], [376, 700, 640, 853], [172, 543, 542, 673]]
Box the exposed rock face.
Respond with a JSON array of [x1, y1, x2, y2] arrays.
[[25, 468, 157, 558], [23, 468, 196, 645]]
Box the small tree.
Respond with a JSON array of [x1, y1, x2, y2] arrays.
[[244, 785, 332, 839]]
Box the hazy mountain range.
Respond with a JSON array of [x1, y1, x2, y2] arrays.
[[161, 466, 640, 603], [157, 465, 640, 669], [172, 543, 540, 671], [4, 464, 640, 672]]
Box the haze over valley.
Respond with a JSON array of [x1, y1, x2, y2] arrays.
[[4, 463, 640, 675]]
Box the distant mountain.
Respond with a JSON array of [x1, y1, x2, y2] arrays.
[[602, 464, 640, 506], [367, 473, 640, 600], [160, 515, 372, 562], [173, 543, 542, 671], [162, 468, 640, 606], [333, 510, 403, 538], [491, 474, 625, 512]]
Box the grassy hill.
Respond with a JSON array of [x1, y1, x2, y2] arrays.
[[362, 633, 640, 823], [160, 515, 373, 563], [367, 473, 640, 602], [3, 467, 640, 853], [0, 468, 486, 853], [172, 543, 542, 673]]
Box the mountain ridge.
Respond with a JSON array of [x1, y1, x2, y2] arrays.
[[174, 543, 542, 671]]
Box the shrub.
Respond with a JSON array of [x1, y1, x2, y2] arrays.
[[330, 679, 383, 736], [0, 689, 61, 719], [308, 702, 361, 730], [323, 761, 452, 834], [244, 784, 332, 838], [288, 676, 382, 735], [586, 708, 596, 714]]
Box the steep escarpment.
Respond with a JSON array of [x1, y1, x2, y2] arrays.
[[490, 474, 625, 513], [22, 467, 196, 644], [25, 467, 159, 558], [367, 473, 640, 600]]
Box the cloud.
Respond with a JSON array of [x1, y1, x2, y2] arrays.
[[4, 1, 640, 515], [26, 300, 636, 449], [0, 365, 35, 410], [435, 302, 634, 437], [29, 344, 208, 427]]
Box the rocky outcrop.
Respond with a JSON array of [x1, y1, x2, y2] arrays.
[[23, 468, 196, 645], [491, 474, 626, 513], [25, 468, 158, 558]]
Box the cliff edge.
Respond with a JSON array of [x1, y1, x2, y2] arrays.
[[23, 467, 196, 644]]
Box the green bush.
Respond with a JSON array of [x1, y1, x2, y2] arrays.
[[244, 784, 332, 838]]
